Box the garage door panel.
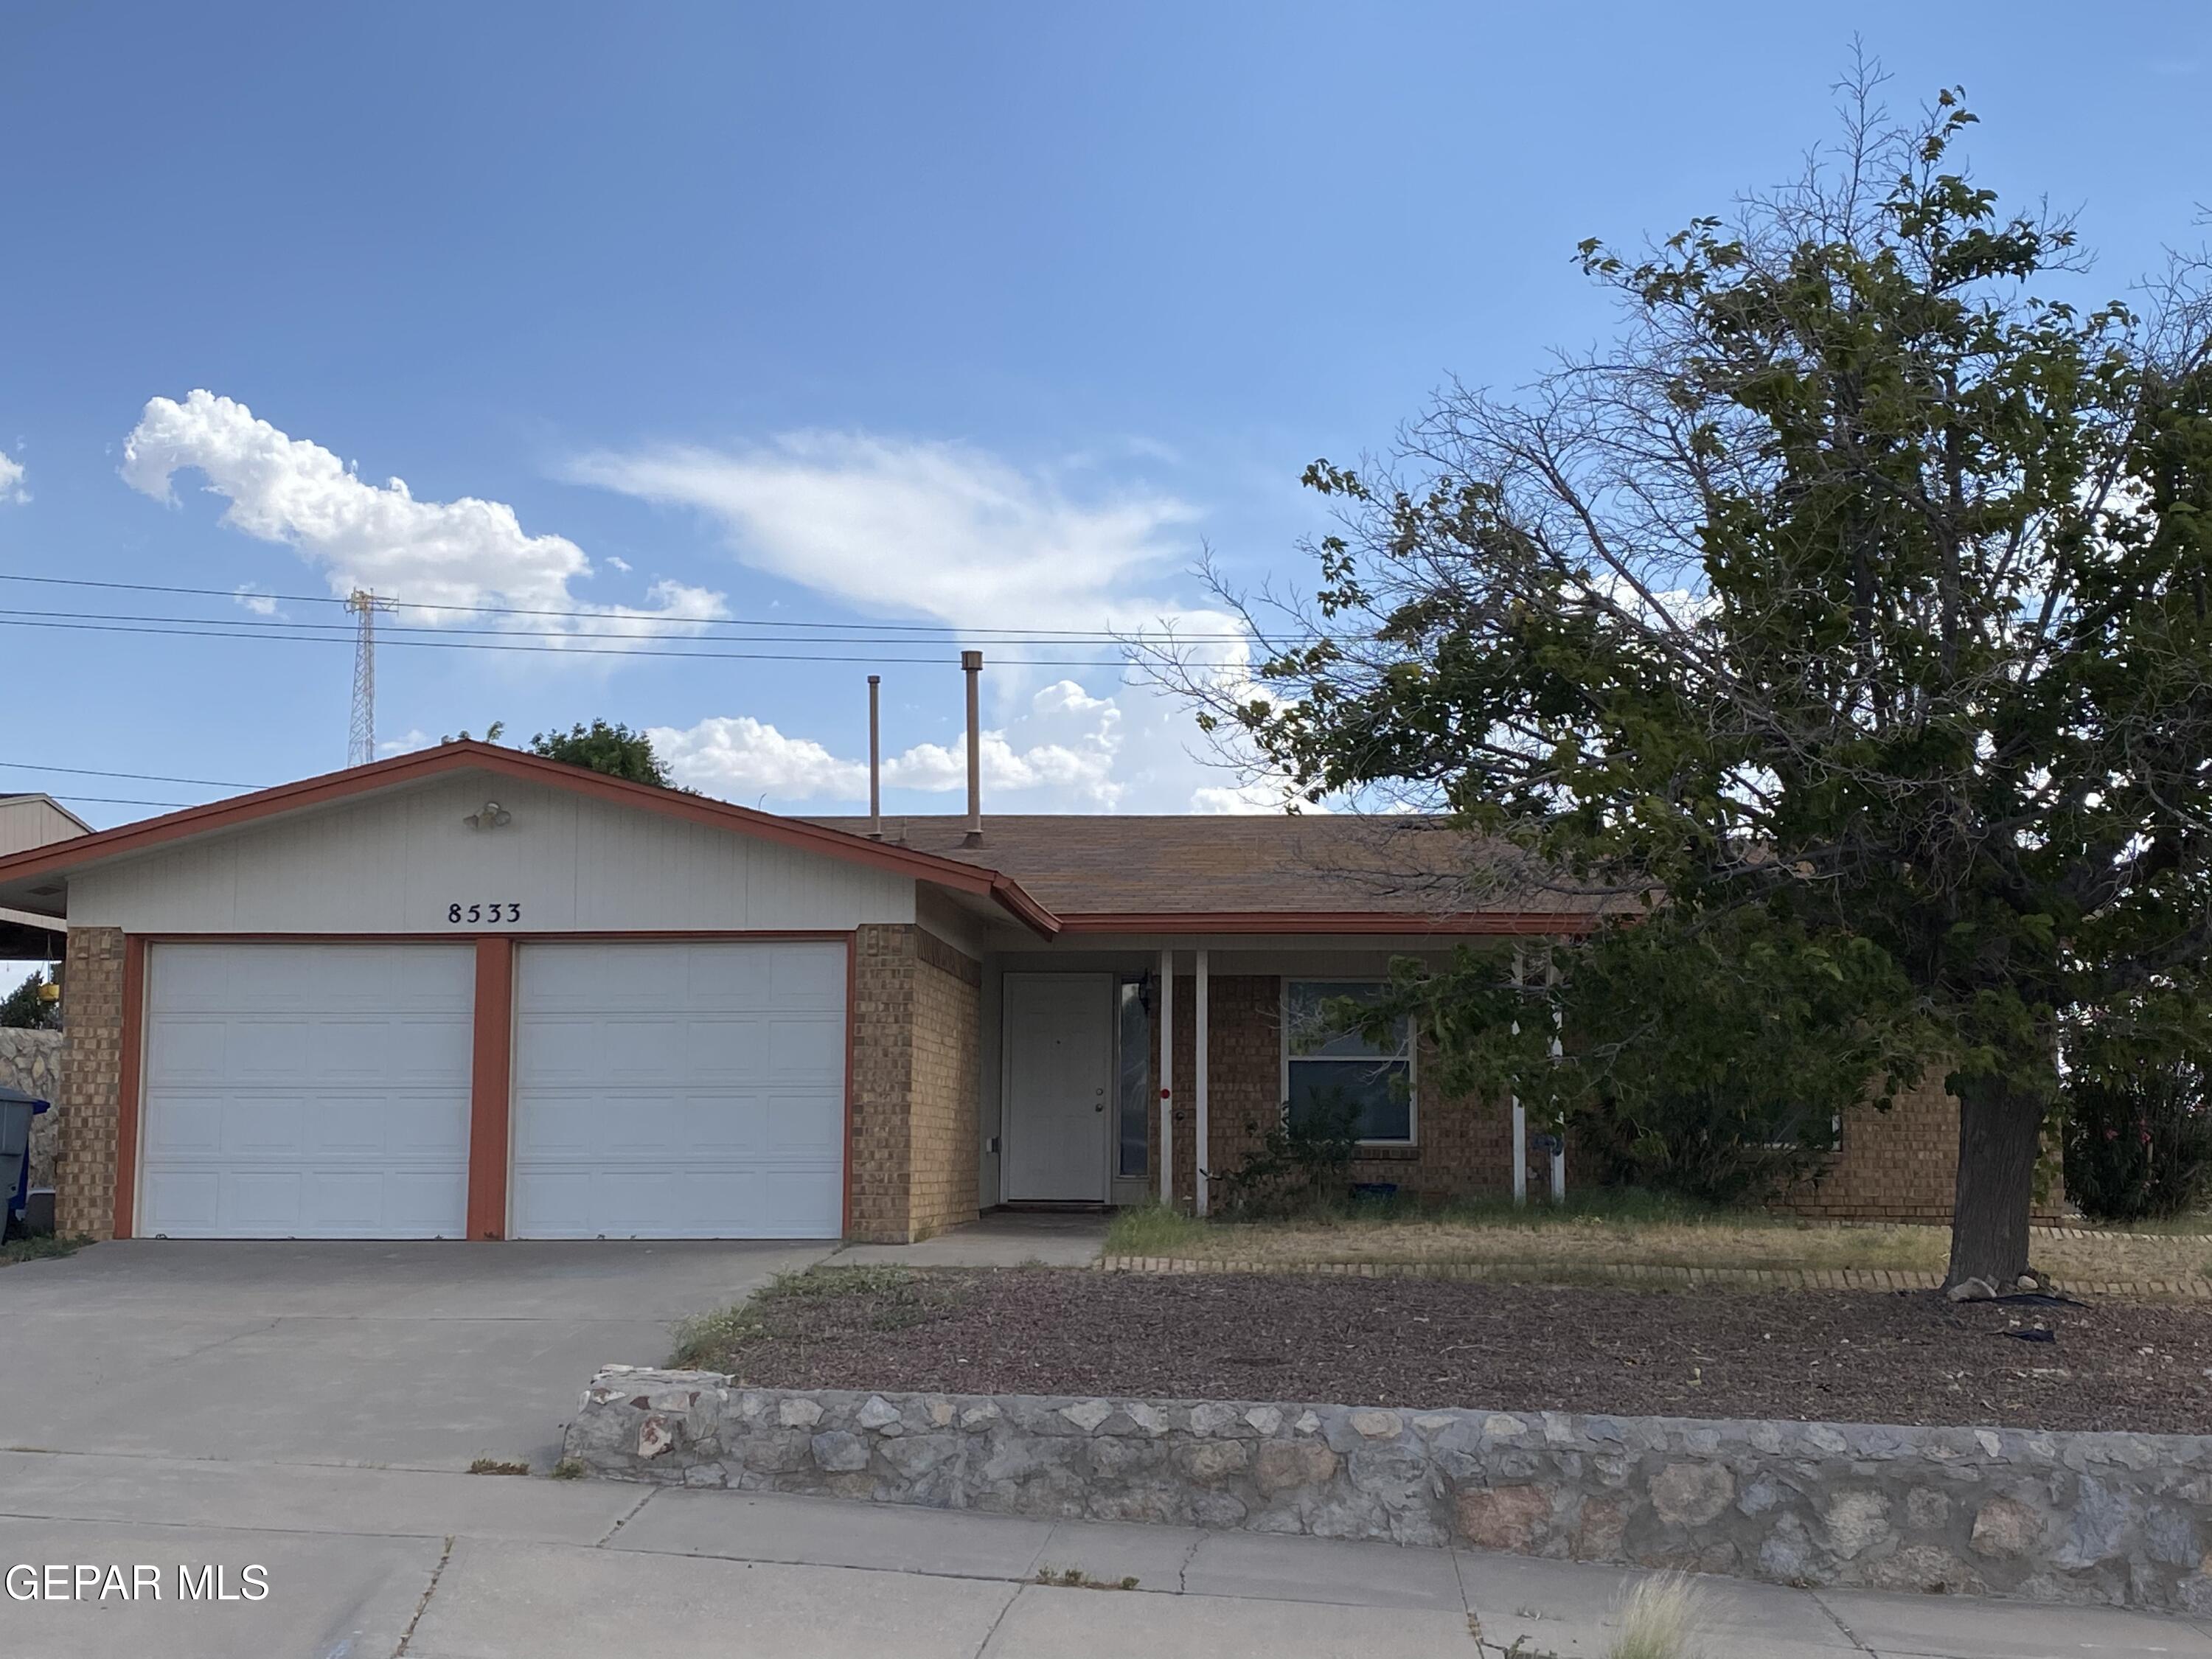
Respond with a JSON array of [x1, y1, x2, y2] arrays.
[[765, 943, 845, 1008], [227, 1019, 331, 1079], [222, 1097, 309, 1158], [762, 1091, 845, 1158], [765, 1015, 844, 1079], [508, 1169, 594, 1239], [147, 1018, 231, 1082], [139, 1169, 221, 1233], [142, 1094, 227, 1158], [512, 941, 847, 1239], [513, 1015, 688, 1086], [138, 944, 473, 1239]]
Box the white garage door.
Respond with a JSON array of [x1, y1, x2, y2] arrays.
[[138, 943, 475, 1239], [509, 940, 846, 1239]]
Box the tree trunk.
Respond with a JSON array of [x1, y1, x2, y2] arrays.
[[1945, 1072, 2043, 1289]]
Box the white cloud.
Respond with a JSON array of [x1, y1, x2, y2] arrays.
[[0, 450, 25, 504], [232, 583, 279, 616], [570, 431, 1200, 633], [377, 728, 436, 757], [652, 717, 865, 801], [1192, 781, 1327, 815], [122, 391, 728, 641], [653, 678, 1127, 809], [581, 429, 1307, 812]]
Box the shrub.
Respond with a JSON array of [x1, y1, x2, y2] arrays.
[[1209, 1099, 1361, 1219], [2063, 1061, 2212, 1223], [1568, 1088, 1840, 1209]]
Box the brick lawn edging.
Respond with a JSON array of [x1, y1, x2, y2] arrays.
[[566, 1368, 2212, 1613], [1096, 1256, 2212, 1300]]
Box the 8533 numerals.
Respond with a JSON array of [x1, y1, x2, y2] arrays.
[[448, 901, 521, 925]]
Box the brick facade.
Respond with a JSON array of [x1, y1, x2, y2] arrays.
[[1158, 974, 1517, 1210], [1777, 1072, 2065, 1225], [55, 925, 125, 1241], [1144, 970, 2020, 1223], [847, 923, 982, 1243]]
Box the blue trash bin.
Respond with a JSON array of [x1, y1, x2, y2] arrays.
[[0, 1085, 49, 1240]]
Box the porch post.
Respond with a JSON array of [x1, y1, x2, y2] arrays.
[[1547, 953, 1566, 1200], [1509, 946, 1526, 1204], [1193, 947, 1209, 1217], [1157, 947, 1175, 1207]]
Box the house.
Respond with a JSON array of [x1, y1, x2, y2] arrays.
[[0, 792, 87, 962], [0, 741, 1961, 1244]]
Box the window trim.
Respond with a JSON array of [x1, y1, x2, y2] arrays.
[[1279, 978, 1418, 1148]]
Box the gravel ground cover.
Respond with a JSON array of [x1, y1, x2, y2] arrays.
[[677, 1266, 2212, 1434]]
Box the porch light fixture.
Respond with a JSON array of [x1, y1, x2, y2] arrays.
[[464, 801, 512, 830]]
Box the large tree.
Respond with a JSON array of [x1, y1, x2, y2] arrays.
[[1173, 74, 2212, 1287], [527, 719, 675, 787]]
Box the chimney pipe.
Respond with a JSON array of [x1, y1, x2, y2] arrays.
[[961, 650, 983, 844], [866, 675, 883, 838]]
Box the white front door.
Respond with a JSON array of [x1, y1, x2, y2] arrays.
[[1003, 973, 1113, 1202], [508, 939, 847, 1239], [137, 942, 475, 1239]]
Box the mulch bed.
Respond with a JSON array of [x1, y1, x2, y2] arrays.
[[702, 1268, 2212, 1435]]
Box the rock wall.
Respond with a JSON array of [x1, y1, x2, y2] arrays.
[[567, 1370, 2212, 1614], [0, 1027, 62, 1190]]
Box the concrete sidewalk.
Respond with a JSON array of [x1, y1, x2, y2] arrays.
[[0, 1450, 2200, 1658]]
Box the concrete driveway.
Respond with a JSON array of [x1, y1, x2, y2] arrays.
[[0, 1237, 2204, 1656], [0, 1239, 832, 1469]]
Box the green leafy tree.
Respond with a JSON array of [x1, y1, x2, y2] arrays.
[[1166, 71, 2212, 1287], [528, 719, 675, 787], [0, 968, 59, 1031]]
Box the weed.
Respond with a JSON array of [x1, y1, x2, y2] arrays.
[[0, 1234, 87, 1267], [547, 1458, 587, 1481], [1104, 1203, 1208, 1258], [1034, 1567, 1138, 1590], [467, 1458, 530, 1476], [1608, 1573, 1706, 1659]]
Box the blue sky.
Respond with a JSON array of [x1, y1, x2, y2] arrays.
[[1, 1, 2206, 827]]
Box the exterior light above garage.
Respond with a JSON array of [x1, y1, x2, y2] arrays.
[[463, 801, 513, 830]]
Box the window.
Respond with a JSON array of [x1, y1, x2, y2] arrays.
[[1283, 980, 1414, 1144], [1115, 978, 1152, 1178]]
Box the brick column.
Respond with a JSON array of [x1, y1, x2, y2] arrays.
[[55, 926, 128, 1241], [848, 924, 983, 1244], [908, 931, 981, 1239], [849, 924, 918, 1242]]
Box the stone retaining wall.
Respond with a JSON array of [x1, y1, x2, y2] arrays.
[[566, 1369, 2212, 1614], [0, 1027, 61, 1191]]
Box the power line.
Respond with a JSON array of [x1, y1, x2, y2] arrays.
[[0, 614, 1148, 668], [0, 603, 1240, 653], [0, 572, 1276, 643], [0, 760, 264, 788], [49, 793, 197, 809]]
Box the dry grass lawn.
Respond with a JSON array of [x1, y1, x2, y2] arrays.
[[1106, 1204, 2212, 1284]]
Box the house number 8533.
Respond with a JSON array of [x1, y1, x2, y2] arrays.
[[448, 902, 521, 924]]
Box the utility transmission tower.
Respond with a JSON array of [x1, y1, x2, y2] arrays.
[[344, 588, 393, 767]]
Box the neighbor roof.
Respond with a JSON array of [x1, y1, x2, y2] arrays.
[[807, 814, 1612, 933]]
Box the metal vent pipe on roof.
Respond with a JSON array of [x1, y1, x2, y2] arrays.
[[961, 650, 983, 845], [867, 674, 883, 839]]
